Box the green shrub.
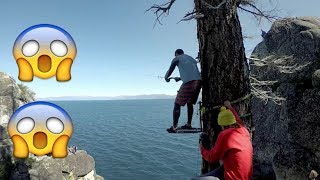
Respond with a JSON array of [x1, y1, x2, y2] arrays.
[[0, 155, 14, 179], [17, 83, 36, 101], [25, 157, 35, 168]]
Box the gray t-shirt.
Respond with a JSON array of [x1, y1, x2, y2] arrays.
[[172, 54, 201, 84]]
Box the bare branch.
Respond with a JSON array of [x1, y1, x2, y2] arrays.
[[177, 9, 197, 23], [239, 0, 255, 6], [238, 2, 280, 23], [243, 35, 255, 39], [177, 12, 204, 24], [201, 0, 228, 10], [177, 0, 227, 24], [146, 0, 176, 27]]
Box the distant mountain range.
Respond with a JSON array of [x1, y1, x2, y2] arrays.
[[37, 94, 177, 101]]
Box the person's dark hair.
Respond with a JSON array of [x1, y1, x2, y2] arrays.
[[175, 49, 184, 55], [223, 122, 241, 129]]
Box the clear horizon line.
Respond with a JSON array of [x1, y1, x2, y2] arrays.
[[36, 94, 179, 99]]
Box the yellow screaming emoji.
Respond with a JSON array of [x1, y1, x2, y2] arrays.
[[7, 101, 73, 158], [13, 24, 77, 82]]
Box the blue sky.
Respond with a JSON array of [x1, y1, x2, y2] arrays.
[[0, 0, 319, 98]]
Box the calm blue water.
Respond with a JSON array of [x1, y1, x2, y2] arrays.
[[52, 99, 202, 180]]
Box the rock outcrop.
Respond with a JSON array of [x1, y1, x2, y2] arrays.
[[250, 17, 320, 180], [0, 72, 104, 179], [29, 150, 104, 180], [0, 72, 34, 174], [0, 72, 35, 179]]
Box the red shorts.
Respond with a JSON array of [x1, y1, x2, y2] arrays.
[[175, 80, 202, 106]]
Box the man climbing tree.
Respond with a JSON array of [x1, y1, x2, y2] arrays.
[[147, 0, 277, 175]]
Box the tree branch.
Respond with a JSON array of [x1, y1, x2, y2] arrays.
[[239, 0, 255, 6], [146, 0, 280, 27], [146, 0, 177, 27], [238, 2, 280, 23], [201, 0, 228, 10], [177, 0, 229, 24], [243, 35, 255, 39], [183, 9, 197, 18], [177, 9, 204, 24]]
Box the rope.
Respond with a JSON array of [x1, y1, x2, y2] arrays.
[[239, 113, 252, 118], [195, 109, 200, 176], [200, 93, 252, 114], [195, 94, 252, 176]]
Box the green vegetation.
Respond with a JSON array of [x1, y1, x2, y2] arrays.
[[0, 154, 14, 179], [68, 170, 76, 180], [25, 157, 35, 168], [18, 83, 36, 101]]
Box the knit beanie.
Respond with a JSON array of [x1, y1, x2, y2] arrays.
[[218, 106, 236, 126]]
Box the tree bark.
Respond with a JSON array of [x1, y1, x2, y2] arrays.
[[194, 0, 253, 174]]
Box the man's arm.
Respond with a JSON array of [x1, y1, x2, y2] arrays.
[[224, 101, 244, 125], [200, 133, 226, 163], [230, 107, 244, 125], [164, 58, 179, 81], [173, 77, 181, 82]]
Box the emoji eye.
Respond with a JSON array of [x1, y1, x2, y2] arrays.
[[46, 117, 64, 134], [17, 117, 35, 134], [50, 40, 68, 57], [22, 40, 39, 57]]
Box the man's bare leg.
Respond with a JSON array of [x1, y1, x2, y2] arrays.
[[173, 103, 181, 129], [187, 103, 193, 126]]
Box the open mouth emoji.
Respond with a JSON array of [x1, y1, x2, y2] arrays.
[[13, 24, 77, 82], [8, 101, 73, 158]]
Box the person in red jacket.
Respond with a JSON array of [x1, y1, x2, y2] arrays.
[[192, 100, 253, 180]]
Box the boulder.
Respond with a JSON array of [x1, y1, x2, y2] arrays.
[[29, 150, 101, 180], [251, 17, 320, 84], [250, 17, 320, 179], [273, 145, 319, 180], [29, 157, 64, 180], [58, 150, 95, 177]]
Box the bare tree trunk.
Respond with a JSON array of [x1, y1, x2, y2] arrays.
[[194, 0, 252, 174]]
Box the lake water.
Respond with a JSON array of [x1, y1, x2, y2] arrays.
[[52, 99, 202, 180]]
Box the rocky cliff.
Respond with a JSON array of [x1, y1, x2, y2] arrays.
[[250, 17, 320, 180], [0, 72, 104, 180]]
